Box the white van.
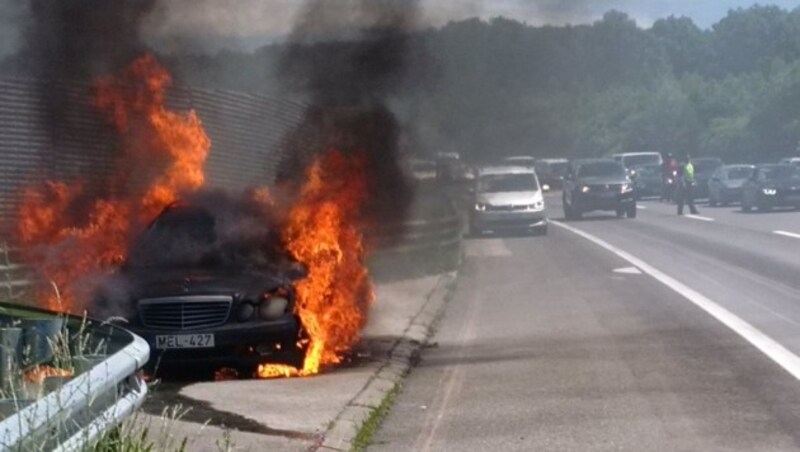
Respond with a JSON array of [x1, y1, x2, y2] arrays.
[[611, 152, 663, 169]]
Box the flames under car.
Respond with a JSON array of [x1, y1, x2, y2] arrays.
[[95, 203, 307, 372]]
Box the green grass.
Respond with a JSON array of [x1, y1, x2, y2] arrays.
[[350, 383, 400, 452]]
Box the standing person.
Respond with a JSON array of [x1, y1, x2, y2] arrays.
[[676, 154, 699, 215]]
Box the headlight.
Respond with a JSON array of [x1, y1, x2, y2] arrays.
[[542, 184, 550, 191], [580, 185, 590, 193], [236, 302, 255, 322], [474, 202, 487, 211], [621, 183, 633, 193], [667, 178, 674, 184], [259, 295, 289, 320], [763, 188, 777, 195]]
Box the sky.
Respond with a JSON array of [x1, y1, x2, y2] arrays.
[[142, 0, 800, 53], [3, 0, 800, 57]]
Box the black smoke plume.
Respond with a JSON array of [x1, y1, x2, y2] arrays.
[[276, 0, 424, 227], [19, 0, 156, 80], [9, 0, 161, 200]]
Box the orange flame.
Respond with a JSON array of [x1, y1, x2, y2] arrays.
[[23, 365, 74, 385], [17, 54, 210, 312], [257, 150, 374, 378]]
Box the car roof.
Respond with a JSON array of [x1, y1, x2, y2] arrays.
[[756, 163, 793, 169], [611, 152, 661, 157], [504, 155, 535, 160], [537, 158, 568, 163], [571, 158, 618, 164], [478, 165, 537, 176]]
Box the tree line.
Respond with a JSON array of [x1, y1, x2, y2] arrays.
[[5, 4, 800, 164]]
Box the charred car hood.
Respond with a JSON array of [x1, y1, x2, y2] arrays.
[[124, 268, 287, 300]]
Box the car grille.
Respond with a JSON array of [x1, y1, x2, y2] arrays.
[[485, 204, 532, 212], [588, 184, 622, 193], [139, 296, 232, 330]]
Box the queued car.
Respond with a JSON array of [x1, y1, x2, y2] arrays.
[[691, 157, 724, 199], [779, 157, 800, 167], [408, 158, 438, 181], [470, 166, 547, 235], [630, 163, 663, 199], [563, 159, 636, 220], [502, 155, 536, 168], [707, 164, 755, 207], [534, 158, 569, 190], [95, 203, 307, 371], [741, 164, 800, 212], [612, 152, 663, 176]]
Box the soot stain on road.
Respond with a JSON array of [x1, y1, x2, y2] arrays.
[[142, 383, 318, 440]]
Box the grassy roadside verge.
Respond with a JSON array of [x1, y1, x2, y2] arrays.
[[349, 383, 400, 452]]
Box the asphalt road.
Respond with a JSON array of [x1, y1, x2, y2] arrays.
[[371, 193, 800, 451]]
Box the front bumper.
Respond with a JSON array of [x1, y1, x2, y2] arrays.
[[572, 192, 635, 212], [130, 315, 301, 367], [761, 190, 800, 208], [471, 209, 548, 231]]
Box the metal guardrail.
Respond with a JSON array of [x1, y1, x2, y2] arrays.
[[0, 329, 150, 450], [366, 192, 464, 280], [0, 242, 150, 450], [0, 242, 32, 303]]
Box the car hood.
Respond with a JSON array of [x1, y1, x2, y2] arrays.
[[576, 176, 627, 185], [764, 178, 800, 190], [477, 191, 541, 206], [123, 268, 287, 300], [723, 179, 746, 189]]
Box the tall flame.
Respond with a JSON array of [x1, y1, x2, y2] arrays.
[[17, 54, 210, 311], [258, 150, 374, 378]]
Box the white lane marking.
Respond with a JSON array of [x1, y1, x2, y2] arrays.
[[774, 230, 800, 240], [685, 214, 714, 222], [614, 266, 642, 275], [464, 239, 512, 257], [553, 220, 800, 381]]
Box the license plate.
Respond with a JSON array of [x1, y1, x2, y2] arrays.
[[155, 334, 215, 349]]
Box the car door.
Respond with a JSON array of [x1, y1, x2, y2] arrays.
[[709, 168, 722, 199], [742, 168, 760, 205], [562, 166, 576, 206]]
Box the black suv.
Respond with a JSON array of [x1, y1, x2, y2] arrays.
[[562, 159, 636, 220]]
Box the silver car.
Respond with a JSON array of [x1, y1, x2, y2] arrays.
[[470, 166, 548, 236]]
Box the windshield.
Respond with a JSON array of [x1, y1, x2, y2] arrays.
[[636, 165, 661, 177], [763, 166, 800, 180], [693, 159, 722, 172], [622, 155, 660, 167], [412, 161, 436, 172], [549, 162, 568, 175], [577, 162, 626, 178], [127, 208, 284, 270], [726, 167, 753, 179], [478, 173, 538, 192]]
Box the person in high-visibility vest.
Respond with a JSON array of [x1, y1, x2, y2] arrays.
[[676, 154, 699, 215]]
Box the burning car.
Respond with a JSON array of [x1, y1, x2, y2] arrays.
[[94, 201, 307, 372]]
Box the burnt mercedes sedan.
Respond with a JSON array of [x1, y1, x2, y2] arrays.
[[95, 202, 306, 371]]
